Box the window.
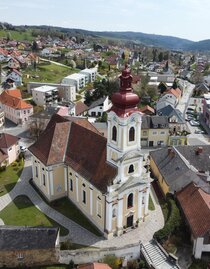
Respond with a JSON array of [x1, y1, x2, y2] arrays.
[[24, 110, 26, 114], [43, 174, 46, 186], [152, 131, 157, 135], [143, 131, 147, 136], [160, 131, 165, 135], [70, 179, 73, 191], [128, 164, 134, 174], [17, 253, 24, 260], [98, 112, 101, 116], [127, 193, 133, 208], [35, 166, 38, 177], [129, 127, 135, 141], [112, 126, 117, 141], [112, 207, 117, 218], [82, 190, 86, 204], [8, 147, 12, 151]]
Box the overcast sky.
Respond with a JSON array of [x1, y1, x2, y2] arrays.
[[0, 0, 209, 41]]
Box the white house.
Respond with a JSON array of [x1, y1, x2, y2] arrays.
[[7, 58, 20, 70], [32, 85, 59, 106], [80, 68, 97, 83], [0, 133, 20, 166], [62, 73, 87, 91], [87, 96, 111, 117], [0, 89, 33, 125], [6, 69, 22, 86], [177, 182, 210, 259]]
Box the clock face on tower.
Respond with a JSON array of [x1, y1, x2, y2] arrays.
[[113, 116, 117, 122]]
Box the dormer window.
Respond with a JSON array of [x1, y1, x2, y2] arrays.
[[129, 127, 135, 141], [112, 126, 117, 141]]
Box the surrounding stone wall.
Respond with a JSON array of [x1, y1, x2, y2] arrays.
[[0, 248, 59, 268], [59, 243, 140, 264]]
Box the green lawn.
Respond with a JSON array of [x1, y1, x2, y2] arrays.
[[22, 62, 79, 86], [0, 29, 34, 41], [0, 159, 24, 197], [0, 195, 69, 236], [51, 198, 102, 237]]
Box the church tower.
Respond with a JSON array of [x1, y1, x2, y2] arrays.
[[105, 65, 151, 238], [107, 65, 143, 184]]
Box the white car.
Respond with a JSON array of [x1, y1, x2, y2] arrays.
[[190, 120, 200, 126], [20, 145, 27, 152]]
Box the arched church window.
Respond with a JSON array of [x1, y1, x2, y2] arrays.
[[127, 193, 133, 208], [112, 126, 117, 141], [128, 164, 134, 174], [129, 127, 135, 141]]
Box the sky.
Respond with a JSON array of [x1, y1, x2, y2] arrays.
[[0, 0, 209, 41]]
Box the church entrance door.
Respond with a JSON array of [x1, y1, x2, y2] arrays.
[[127, 215, 133, 228]]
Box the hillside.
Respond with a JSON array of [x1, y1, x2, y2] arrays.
[[1, 23, 210, 51]]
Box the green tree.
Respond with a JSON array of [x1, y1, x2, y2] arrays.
[[158, 52, 164, 62]]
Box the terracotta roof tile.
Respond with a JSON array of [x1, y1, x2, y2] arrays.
[[177, 182, 210, 238], [0, 90, 32, 110], [75, 101, 88, 115], [0, 133, 19, 149], [29, 114, 117, 193], [78, 263, 111, 269]]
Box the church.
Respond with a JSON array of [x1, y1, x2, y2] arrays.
[[29, 66, 151, 239]]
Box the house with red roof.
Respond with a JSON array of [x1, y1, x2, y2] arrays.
[[0, 89, 33, 125], [0, 133, 20, 165], [177, 182, 210, 259]]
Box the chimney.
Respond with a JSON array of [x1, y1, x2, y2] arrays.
[[196, 146, 203, 155], [168, 147, 175, 157]]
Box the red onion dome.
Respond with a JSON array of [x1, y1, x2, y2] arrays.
[[110, 65, 140, 117]]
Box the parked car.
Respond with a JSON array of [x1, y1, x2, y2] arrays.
[[190, 120, 200, 126], [194, 130, 205, 134], [20, 145, 27, 152]]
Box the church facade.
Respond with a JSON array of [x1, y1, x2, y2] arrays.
[[29, 66, 151, 239]]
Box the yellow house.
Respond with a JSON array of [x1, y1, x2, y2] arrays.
[[141, 115, 169, 147], [149, 147, 200, 196]]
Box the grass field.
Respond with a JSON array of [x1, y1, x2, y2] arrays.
[[22, 62, 78, 85], [0, 159, 24, 197], [0, 195, 69, 236], [0, 29, 34, 41], [51, 197, 102, 237]]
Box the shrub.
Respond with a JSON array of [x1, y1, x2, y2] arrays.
[[103, 255, 122, 269], [154, 198, 181, 242], [11, 161, 18, 167], [0, 166, 6, 172]]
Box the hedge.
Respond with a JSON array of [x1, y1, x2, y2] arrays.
[[154, 198, 181, 241]]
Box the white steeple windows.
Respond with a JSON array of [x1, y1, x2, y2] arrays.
[[112, 126, 117, 141], [128, 164, 134, 174], [129, 127, 135, 142]]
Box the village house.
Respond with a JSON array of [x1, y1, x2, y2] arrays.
[[6, 69, 22, 86], [0, 133, 20, 166], [150, 145, 210, 196], [32, 85, 59, 106], [0, 226, 59, 268], [141, 115, 169, 147], [0, 89, 33, 125], [7, 57, 20, 70], [29, 66, 151, 239], [87, 96, 111, 118], [177, 182, 210, 259]]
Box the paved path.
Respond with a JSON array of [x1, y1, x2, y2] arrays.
[[0, 160, 164, 248]]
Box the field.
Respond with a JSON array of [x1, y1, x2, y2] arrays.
[[0, 29, 34, 41], [22, 61, 79, 86]]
